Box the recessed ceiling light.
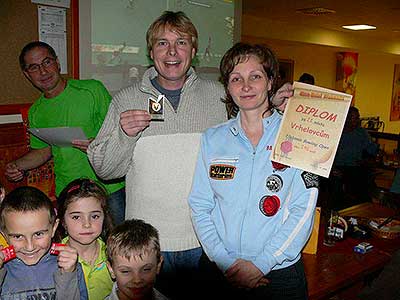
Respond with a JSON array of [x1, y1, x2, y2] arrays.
[[342, 25, 376, 30]]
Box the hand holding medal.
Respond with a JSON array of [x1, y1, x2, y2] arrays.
[[120, 109, 151, 137]]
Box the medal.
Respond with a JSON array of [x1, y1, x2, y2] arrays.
[[148, 95, 165, 121], [259, 195, 280, 217]]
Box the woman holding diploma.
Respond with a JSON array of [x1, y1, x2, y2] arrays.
[[188, 43, 318, 300]]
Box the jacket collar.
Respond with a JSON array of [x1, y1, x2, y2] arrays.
[[140, 66, 198, 95], [229, 109, 281, 136]]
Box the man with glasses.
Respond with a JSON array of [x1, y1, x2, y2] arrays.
[[4, 41, 125, 224]]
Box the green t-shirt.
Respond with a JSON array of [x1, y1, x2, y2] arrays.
[[29, 79, 124, 195]]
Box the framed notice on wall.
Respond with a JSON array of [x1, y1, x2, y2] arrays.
[[390, 64, 400, 121]]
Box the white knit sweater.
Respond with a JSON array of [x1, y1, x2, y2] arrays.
[[88, 67, 227, 251]]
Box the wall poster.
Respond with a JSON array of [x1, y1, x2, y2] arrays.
[[335, 52, 358, 106], [390, 64, 400, 121]]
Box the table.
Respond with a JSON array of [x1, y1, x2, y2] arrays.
[[304, 203, 400, 300]]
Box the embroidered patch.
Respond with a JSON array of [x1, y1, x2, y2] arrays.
[[259, 195, 280, 217], [301, 171, 319, 189], [266, 174, 283, 193], [209, 164, 236, 180], [271, 161, 289, 171]]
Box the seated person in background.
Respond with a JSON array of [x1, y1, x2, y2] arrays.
[[0, 186, 88, 299], [329, 106, 379, 209], [105, 218, 168, 300], [298, 72, 315, 85]]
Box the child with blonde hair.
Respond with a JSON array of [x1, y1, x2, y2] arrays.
[[106, 218, 169, 300]]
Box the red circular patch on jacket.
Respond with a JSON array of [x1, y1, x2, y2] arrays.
[[260, 195, 280, 217], [271, 161, 289, 171]]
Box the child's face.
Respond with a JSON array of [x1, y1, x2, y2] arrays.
[[107, 251, 163, 300], [63, 197, 104, 246], [3, 208, 58, 265]]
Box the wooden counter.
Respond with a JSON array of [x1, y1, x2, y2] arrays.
[[305, 203, 400, 300]]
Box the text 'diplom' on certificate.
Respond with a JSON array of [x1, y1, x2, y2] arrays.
[[271, 82, 352, 178]]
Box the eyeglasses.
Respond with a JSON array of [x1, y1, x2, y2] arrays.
[[25, 57, 57, 73]]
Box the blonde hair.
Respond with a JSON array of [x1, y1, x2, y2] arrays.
[[146, 11, 198, 54], [107, 219, 160, 265]]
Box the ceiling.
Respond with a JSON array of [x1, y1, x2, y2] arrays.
[[242, 0, 400, 42]]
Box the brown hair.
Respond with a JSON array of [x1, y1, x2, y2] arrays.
[[146, 11, 198, 54], [220, 43, 279, 119], [0, 186, 57, 232], [57, 178, 113, 240], [107, 219, 160, 265]]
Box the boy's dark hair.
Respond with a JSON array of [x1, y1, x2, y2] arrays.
[[0, 186, 57, 232], [299, 72, 315, 85], [220, 42, 279, 119], [146, 11, 198, 54], [19, 41, 57, 70], [107, 219, 160, 265], [57, 178, 113, 240]]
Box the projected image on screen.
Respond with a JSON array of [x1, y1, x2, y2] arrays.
[[79, 0, 236, 94]]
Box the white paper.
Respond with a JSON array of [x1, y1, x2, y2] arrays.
[[0, 114, 23, 125], [32, 0, 70, 8], [38, 5, 68, 74], [29, 127, 88, 147], [271, 82, 352, 178]]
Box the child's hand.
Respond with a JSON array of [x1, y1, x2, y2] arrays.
[[56, 244, 78, 273]]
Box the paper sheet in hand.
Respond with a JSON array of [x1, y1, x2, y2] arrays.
[[271, 82, 352, 178], [29, 127, 88, 147]]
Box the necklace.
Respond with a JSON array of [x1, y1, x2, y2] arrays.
[[82, 241, 99, 266]]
